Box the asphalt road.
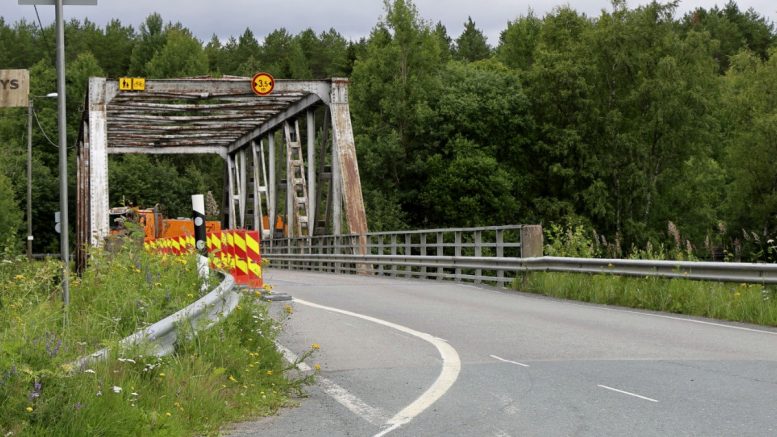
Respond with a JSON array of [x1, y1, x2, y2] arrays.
[[225, 269, 777, 437]]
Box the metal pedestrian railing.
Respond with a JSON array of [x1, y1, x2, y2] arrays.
[[261, 224, 777, 287], [261, 225, 541, 287]]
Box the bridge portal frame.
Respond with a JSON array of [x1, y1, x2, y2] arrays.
[[76, 76, 367, 271]]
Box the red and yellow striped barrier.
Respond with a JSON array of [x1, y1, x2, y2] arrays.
[[146, 228, 263, 289]]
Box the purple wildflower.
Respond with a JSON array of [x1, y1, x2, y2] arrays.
[[28, 380, 42, 401]]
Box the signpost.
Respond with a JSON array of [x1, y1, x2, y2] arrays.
[[19, 0, 98, 307], [251, 72, 275, 96], [0, 69, 29, 108]]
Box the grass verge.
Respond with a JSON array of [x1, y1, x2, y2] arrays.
[[516, 272, 777, 327], [1, 239, 313, 436]]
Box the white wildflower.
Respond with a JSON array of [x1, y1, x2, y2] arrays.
[[84, 369, 96, 374], [95, 390, 102, 397], [118, 358, 136, 364], [112, 386, 122, 394]]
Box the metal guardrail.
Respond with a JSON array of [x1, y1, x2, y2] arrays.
[[73, 263, 239, 369], [261, 225, 777, 286]]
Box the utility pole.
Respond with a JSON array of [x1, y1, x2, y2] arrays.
[[19, 0, 97, 306], [55, 0, 70, 306], [27, 99, 33, 260]]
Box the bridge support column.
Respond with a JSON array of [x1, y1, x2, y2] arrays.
[[85, 77, 115, 248], [329, 78, 368, 257]]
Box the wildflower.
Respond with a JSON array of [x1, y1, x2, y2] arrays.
[[314, 364, 321, 372], [263, 283, 273, 291], [84, 369, 95, 375], [112, 386, 122, 394], [187, 294, 194, 299], [266, 370, 273, 376], [60, 363, 74, 373], [159, 373, 165, 378], [130, 392, 139, 397], [118, 358, 136, 364], [28, 381, 42, 401], [734, 292, 741, 298], [284, 305, 293, 315], [254, 290, 261, 297], [311, 343, 320, 350], [14, 274, 25, 281], [74, 402, 83, 410], [26, 406, 33, 413], [95, 390, 102, 397], [228, 375, 237, 383], [165, 412, 172, 417]]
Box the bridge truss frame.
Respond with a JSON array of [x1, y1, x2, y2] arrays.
[[75, 76, 367, 271]]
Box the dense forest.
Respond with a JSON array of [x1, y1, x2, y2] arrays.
[[1, 0, 776, 261]]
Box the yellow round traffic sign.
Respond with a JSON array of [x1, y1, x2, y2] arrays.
[[251, 72, 274, 96]]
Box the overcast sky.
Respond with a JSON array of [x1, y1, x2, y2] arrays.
[[4, 0, 776, 46]]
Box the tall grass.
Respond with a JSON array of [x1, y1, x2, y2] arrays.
[[0, 239, 313, 436], [516, 223, 777, 326], [518, 272, 777, 326]]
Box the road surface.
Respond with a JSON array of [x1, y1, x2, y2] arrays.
[[225, 269, 777, 436]]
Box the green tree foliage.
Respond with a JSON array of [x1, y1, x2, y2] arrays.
[[722, 49, 777, 237], [145, 28, 208, 78], [497, 11, 542, 70], [1, 1, 776, 259], [682, 1, 776, 72], [129, 13, 166, 75], [454, 17, 491, 62]]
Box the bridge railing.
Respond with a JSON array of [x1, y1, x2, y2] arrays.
[[261, 225, 543, 287], [262, 224, 777, 288]]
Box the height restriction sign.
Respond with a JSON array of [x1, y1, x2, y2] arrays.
[[251, 72, 274, 96]]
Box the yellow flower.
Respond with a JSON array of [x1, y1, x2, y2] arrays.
[[314, 364, 321, 372], [159, 373, 165, 378], [14, 274, 25, 281], [228, 375, 237, 382], [263, 283, 273, 291], [165, 412, 172, 417], [187, 294, 194, 299], [311, 343, 320, 350], [26, 406, 33, 413], [266, 370, 273, 376], [284, 305, 293, 315], [254, 290, 261, 297]]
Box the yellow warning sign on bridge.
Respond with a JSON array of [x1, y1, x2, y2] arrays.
[[132, 77, 145, 91], [251, 72, 274, 96], [119, 77, 146, 91]]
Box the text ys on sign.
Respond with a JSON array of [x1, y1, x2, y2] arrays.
[[0, 69, 29, 108]]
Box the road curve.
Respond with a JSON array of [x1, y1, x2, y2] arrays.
[[226, 269, 777, 437]]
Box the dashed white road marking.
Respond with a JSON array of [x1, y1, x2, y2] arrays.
[[490, 354, 530, 368], [293, 298, 462, 437], [597, 384, 658, 403], [276, 343, 389, 425]]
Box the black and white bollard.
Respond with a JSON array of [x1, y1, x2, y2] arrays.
[[192, 194, 209, 291]]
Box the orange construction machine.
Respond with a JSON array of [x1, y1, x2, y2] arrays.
[[109, 206, 222, 243]]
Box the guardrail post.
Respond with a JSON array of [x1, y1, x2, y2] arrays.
[[474, 230, 482, 285], [390, 234, 398, 277], [454, 231, 462, 282], [420, 234, 427, 279], [405, 234, 412, 278], [496, 230, 506, 285], [436, 232, 444, 281], [520, 225, 543, 258]]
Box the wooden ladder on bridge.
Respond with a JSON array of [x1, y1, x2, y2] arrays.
[[285, 120, 310, 237]]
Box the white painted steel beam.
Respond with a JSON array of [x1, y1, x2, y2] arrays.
[[307, 110, 316, 237], [87, 77, 116, 246]]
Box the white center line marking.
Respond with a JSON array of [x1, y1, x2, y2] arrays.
[[598, 384, 658, 403], [276, 343, 389, 425], [293, 298, 462, 437], [490, 355, 530, 368]]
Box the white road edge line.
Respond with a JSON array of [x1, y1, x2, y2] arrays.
[[597, 384, 658, 403], [276, 343, 389, 426], [293, 298, 462, 437], [577, 303, 777, 336], [490, 355, 530, 368]]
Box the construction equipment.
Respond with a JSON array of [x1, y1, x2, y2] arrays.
[[109, 206, 221, 243]]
